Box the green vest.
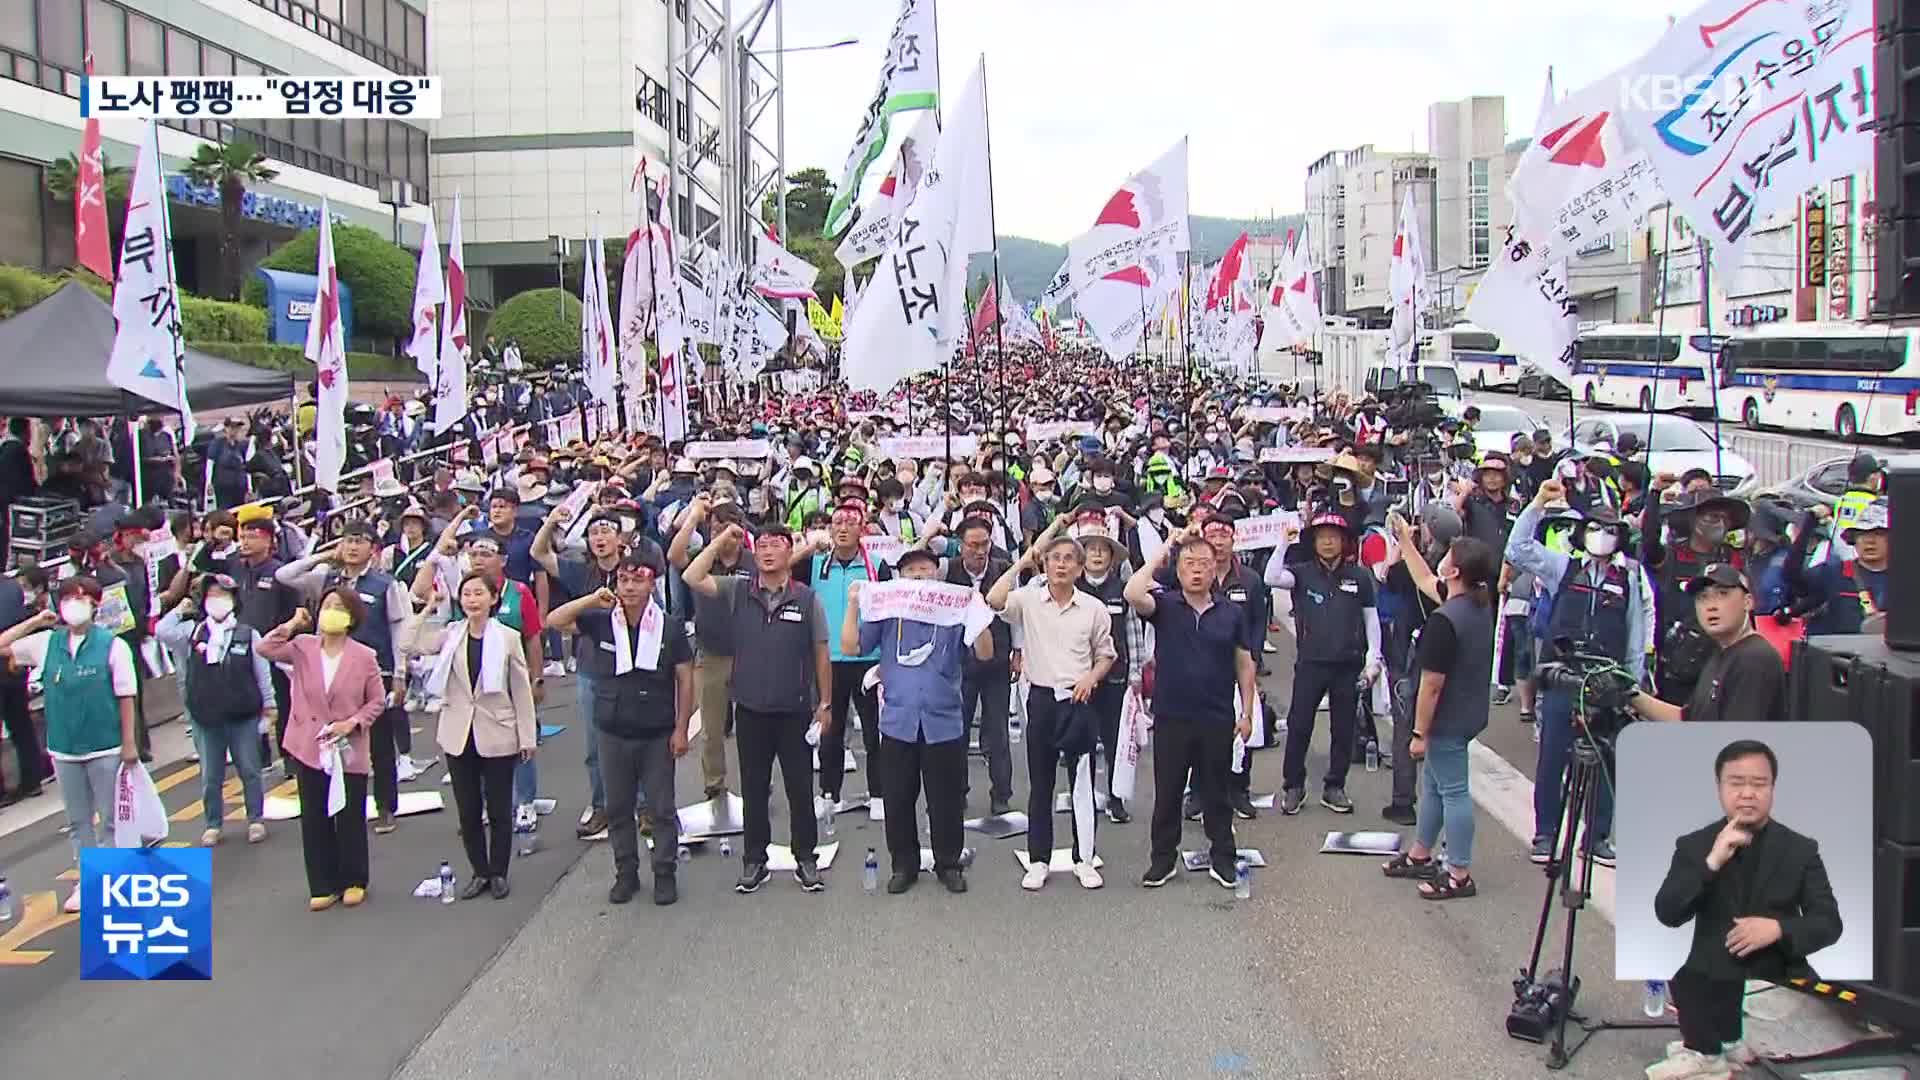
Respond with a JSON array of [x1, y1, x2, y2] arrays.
[[42, 626, 123, 757], [493, 581, 526, 632]]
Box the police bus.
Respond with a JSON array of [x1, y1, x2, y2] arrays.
[[1432, 323, 1524, 391], [1716, 322, 1920, 439], [1570, 323, 1718, 414]]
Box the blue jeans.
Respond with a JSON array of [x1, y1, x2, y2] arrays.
[[1415, 734, 1474, 869], [196, 718, 266, 827], [1533, 688, 1613, 844], [53, 755, 123, 862]]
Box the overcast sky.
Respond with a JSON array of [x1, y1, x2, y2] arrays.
[[777, 0, 1682, 242]]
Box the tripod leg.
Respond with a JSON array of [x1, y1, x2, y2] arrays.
[[1549, 754, 1598, 1069]]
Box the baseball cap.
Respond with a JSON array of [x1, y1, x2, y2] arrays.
[[1684, 563, 1749, 595]]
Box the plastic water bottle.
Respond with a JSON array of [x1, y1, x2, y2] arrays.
[[719, 837, 733, 859], [1643, 980, 1667, 1018], [1009, 715, 1024, 745], [675, 843, 691, 865], [0, 876, 13, 924], [1234, 858, 1251, 900], [438, 861, 456, 904], [863, 848, 879, 893], [1365, 740, 1381, 773], [819, 798, 836, 839]]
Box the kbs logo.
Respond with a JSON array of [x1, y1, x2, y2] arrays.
[[79, 848, 212, 980]]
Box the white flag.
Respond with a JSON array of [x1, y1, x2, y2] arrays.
[[105, 119, 192, 438], [999, 298, 1043, 346], [752, 231, 820, 301], [433, 194, 470, 436], [1387, 188, 1427, 367], [720, 272, 788, 383], [822, 0, 940, 237], [1068, 137, 1191, 362], [1510, 65, 1665, 270], [1613, 0, 1873, 277], [637, 166, 690, 441], [584, 219, 619, 413], [304, 199, 349, 490], [842, 56, 995, 393], [1038, 255, 1076, 314], [404, 211, 443, 379], [1223, 311, 1259, 372], [836, 108, 938, 271], [1268, 223, 1321, 350]]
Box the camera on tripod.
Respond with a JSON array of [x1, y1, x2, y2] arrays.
[[1534, 642, 1640, 742], [1380, 382, 1446, 433]]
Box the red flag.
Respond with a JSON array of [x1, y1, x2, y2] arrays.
[[970, 277, 999, 352], [1206, 232, 1248, 311], [75, 53, 112, 281]]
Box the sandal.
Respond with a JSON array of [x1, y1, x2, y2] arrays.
[[1418, 873, 1477, 900], [1382, 852, 1438, 879]]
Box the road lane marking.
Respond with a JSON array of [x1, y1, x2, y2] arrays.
[[1468, 740, 1615, 923], [0, 891, 78, 966], [170, 778, 244, 823]]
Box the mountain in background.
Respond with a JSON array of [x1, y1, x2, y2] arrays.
[[974, 214, 1306, 303]]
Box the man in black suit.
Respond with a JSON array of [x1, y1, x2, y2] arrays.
[[1650, 739, 1842, 1079]]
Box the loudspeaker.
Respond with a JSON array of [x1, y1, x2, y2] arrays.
[[1876, 0, 1920, 317], [1791, 636, 1920, 844], [1876, 840, 1920, 997], [1888, 458, 1920, 650]]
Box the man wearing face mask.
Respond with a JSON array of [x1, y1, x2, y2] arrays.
[[1021, 467, 1063, 547], [1505, 479, 1653, 866], [1643, 490, 1747, 710], [945, 516, 1017, 815], [872, 478, 923, 542]]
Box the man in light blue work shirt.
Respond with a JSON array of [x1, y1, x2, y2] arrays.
[[842, 548, 994, 896]]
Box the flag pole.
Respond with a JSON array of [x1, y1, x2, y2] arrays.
[[1698, 237, 1724, 479], [1180, 251, 1193, 432], [974, 55, 1012, 452], [643, 167, 668, 438]]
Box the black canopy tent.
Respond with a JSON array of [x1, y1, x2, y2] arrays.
[[0, 282, 294, 416]]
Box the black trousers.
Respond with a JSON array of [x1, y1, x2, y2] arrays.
[[1283, 659, 1362, 793], [879, 730, 966, 875], [129, 652, 150, 757], [293, 762, 369, 898], [600, 727, 677, 880], [818, 660, 878, 799], [962, 666, 1012, 805], [1151, 713, 1237, 868], [369, 704, 404, 817], [1090, 679, 1126, 799], [445, 736, 516, 880], [263, 666, 292, 767], [0, 672, 43, 793], [736, 706, 817, 866], [1024, 689, 1096, 864], [1671, 970, 1744, 1054]]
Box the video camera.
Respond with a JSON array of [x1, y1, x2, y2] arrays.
[[1534, 640, 1640, 743], [1381, 381, 1447, 433]]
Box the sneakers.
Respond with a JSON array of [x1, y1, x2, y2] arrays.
[[989, 797, 1012, 817], [1207, 862, 1237, 890], [564, 655, 577, 675], [1529, 836, 1555, 864], [200, 827, 222, 846], [373, 813, 397, 835], [395, 756, 424, 782], [885, 871, 916, 895], [1141, 859, 1178, 887], [1263, 640, 1277, 653], [1663, 1041, 1755, 1066], [1644, 1047, 1731, 1080], [1583, 839, 1617, 868], [63, 887, 82, 914], [1021, 862, 1050, 891], [1231, 792, 1259, 820], [735, 862, 771, 894], [1381, 804, 1417, 826], [936, 868, 967, 894], [246, 822, 268, 844], [514, 803, 538, 833], [1492, 685, 1512, 706], [1320, 787, 1354, 814], [793, 862, 826, 893], [577, 808, 609, 840], [542, 660, 566, 678], [1072, 862, 1104, 889], [609, 874, 639, 904], [1106, 797, 1131, 824], [1279, 789, 1305, 815], [652, 874, 677, 906]]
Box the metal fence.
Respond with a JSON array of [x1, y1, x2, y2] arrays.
[[1720, 431, 1844, 491]]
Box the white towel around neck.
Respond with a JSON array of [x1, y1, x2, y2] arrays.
[[610, 600, 664, 674], [428, 618, 510, 698]]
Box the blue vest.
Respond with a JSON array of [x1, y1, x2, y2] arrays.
[[1546, 558, 1632, 660], [812, 553, 880, 663], [328, 568, 398, 674]]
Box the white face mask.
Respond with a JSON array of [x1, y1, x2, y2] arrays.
[[1147, 508, 1167, 525], [204, 596, 235, 621], [1092, 477, 1114, 493], [1584, 531, 1619, 557], [60, 598, 95, 628]]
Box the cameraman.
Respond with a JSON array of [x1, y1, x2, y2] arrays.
[[1628, 565, 1786, 725], [1505, 478, 1653, 866], [1643, 490, 1746, 708]]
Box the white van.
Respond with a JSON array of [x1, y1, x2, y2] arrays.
[[1362, 361, 1462, 403]]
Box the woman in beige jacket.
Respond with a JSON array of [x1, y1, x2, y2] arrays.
[[402, 572, 537, 900]]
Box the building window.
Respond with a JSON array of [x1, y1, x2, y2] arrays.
[[0, 4, 33, 54], [0, 156, 48, 268], [38, 0, 83, 69], [245, 0, 422, 74], [126, 10, 162, 75], [1468, 157, 1491, 268], [86, 0, 126, 74]]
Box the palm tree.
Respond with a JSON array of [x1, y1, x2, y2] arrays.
[[182, 141, 278, 300], [43, 151, 131, 203]]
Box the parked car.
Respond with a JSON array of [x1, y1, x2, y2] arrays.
[[1763, 453, 1851, 512], [1518, 370, 1571, 400], [1563, 413, 1758, 497], [1444, 401, 1544, 457]]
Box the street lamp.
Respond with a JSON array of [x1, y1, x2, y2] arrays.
[[550, 234, 572, 318], [380, 178, 412, 245]]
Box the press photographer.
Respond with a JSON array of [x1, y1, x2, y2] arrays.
[[1643, 488, 1748, 707], [1627, 564, 1787, 725]]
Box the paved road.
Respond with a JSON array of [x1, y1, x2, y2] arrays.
[[0, 636, 1671, 1080]]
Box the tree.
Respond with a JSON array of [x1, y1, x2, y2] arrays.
[[243, 222, 415, 340], [785, 233, 844, 305], [182, 141, 278, 300], [762, 167, 834, 239], [44, 151, 131, 204], [484, 288, 584, 367]]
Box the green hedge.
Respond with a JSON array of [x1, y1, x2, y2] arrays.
[[190, 341, 424, 382], [242, 223, 415, 339], [0, 264, 266, 342], [483, 287, 583, 366]]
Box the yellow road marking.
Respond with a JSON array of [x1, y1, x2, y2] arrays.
[[0, 891, 78, 966], [151, 763, 202, 796], [169, 777, 243, 823], [55, 868, 77, 882]]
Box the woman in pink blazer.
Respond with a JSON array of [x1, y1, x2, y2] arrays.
[[257, 586, 387, 911]]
